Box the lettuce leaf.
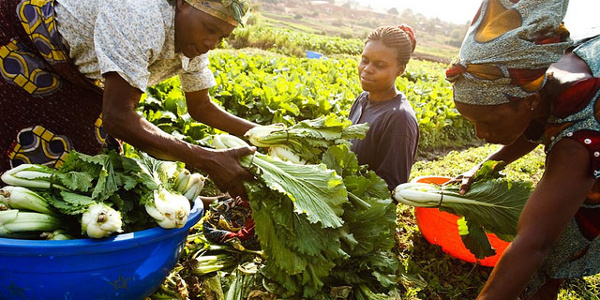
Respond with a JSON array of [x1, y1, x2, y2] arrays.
[[250, 153, 347, 228]]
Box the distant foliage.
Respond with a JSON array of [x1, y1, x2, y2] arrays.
[[139, 49, 476, 154], [227, 23, 365, 57]]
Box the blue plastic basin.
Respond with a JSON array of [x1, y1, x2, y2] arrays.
[[0, 199, 204, 300], [306, 50, 324, 59]]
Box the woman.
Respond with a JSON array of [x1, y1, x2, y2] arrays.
[[0, 0, 256, 197], [445, 0, 600, 298], [349, 25, 419, 192]]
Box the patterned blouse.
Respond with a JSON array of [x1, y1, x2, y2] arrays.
[[542, 35, 600, 178], [54, 0, 216, 92]]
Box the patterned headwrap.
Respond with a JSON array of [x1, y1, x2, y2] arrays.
[[445, 0, 572, 105], [184, 0, 249, 27]]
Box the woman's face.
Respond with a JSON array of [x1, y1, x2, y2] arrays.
[[358, 40, 404, 95], [174, 0, 235, 58], [454, 98, 535, 145]]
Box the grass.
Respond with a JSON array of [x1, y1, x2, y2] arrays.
[[401, 144, 600, 299], [260, 13, 325, 34]]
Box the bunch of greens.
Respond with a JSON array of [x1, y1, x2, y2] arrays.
[[210, 115, 399, 299], [393, 160, 532, 259], [244, 114, 369, 164], [321, 144, 400, 300], [0, 150, 204, 239]]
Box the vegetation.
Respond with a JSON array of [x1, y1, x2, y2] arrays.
[[241, 0, 470, 62], [143, 49, 476, 158], [140, 1, 600, 299], [141, 48, 600, 298]]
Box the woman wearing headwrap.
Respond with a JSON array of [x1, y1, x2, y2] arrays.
[[446, 0, 600, 298], [0, 0, 256, 197], [349, 25, 419, 192]]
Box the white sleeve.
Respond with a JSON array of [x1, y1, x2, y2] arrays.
[[179, 53, 216, 92], [93, 0, 165, 91]]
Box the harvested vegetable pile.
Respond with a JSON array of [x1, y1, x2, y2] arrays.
[[0, 150, 205, 239], [152, 114, 401, 299]]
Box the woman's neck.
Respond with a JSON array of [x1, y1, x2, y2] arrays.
[[367, 88, 398, 102]]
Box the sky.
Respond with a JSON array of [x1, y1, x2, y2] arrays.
[[354, 0, 599, 40]]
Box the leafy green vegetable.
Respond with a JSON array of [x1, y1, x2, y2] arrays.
[[0, 209, 62, 238], [212, 134, 348, 229], [211, 129, 399, 299], [81, 202, 124, 238], [244, 114, 369, 164], [212, 133, 349, 297], [393, 160, 532, 258], [0, 186, 57, 216], [322, 145, 400, 296], [0, 149, 198, 238]]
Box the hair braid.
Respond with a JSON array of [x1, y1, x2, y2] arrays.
[[366, 24, 417, 66]]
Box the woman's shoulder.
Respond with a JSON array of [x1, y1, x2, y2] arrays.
[[379, 94, 418, 127], [391, 93, 417, 115]]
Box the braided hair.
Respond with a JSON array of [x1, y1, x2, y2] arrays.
[[366, 24, 416, 66]]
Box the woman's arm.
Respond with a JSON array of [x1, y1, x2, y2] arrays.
[[484, 135, 540, 164], [458, 135, 539, 194], [476, 138, 595, 299], [101, 72, 255, 197], [185, 89, 257, 137]]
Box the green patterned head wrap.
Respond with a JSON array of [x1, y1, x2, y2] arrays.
[[445, 0, 572, 105], [184, 0, 249, 27]]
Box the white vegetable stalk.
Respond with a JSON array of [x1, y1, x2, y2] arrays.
[[213, 134, 249, 150], [145, 187, 191, 229], [173, 169, 191, 192], [244, 124, 286, 147], [81, 203, 124, 238], [212, 134, 253, 167], [173, 170, 205, 201], [0, 186, 56, 215], [190, 254, 237, 276], [268, 145, 307, 165], [41, 229, 74, 240], [0, 163, 67, 190], [182, 173, 205, 201], [0, 209, 62, 237], [392, 182, 498, 208]]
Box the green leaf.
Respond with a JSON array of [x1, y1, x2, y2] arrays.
[[457, 217, 497, 259], [47, 191, 97, 215], [251, 153, 347, 228], [54, 171, 94, 193], [440, 178, 530, 239], [474, 160, 507, 181]]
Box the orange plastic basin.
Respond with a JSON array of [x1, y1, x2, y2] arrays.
[[412, 176, 509, 267]]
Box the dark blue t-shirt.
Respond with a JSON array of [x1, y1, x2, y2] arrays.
[[349, 91, 419, 191]]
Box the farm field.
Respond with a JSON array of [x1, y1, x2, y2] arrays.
[[142, 2, 600, 299], [143, 45, 600, 299]]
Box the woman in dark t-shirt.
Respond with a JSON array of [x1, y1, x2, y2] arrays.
[[349, 25, 419, 192]]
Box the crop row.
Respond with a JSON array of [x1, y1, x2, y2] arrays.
[[140, 49, 477, 155]]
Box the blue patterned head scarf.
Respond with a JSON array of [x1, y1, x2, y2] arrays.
[[446, 0, 572, 105], [184, 0, 249, 27]]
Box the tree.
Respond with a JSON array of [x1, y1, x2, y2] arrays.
[[388, 7, 399, 15]]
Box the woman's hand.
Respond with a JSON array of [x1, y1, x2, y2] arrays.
[[445, 163, 481, 195], [197, 146, 256, 199]]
